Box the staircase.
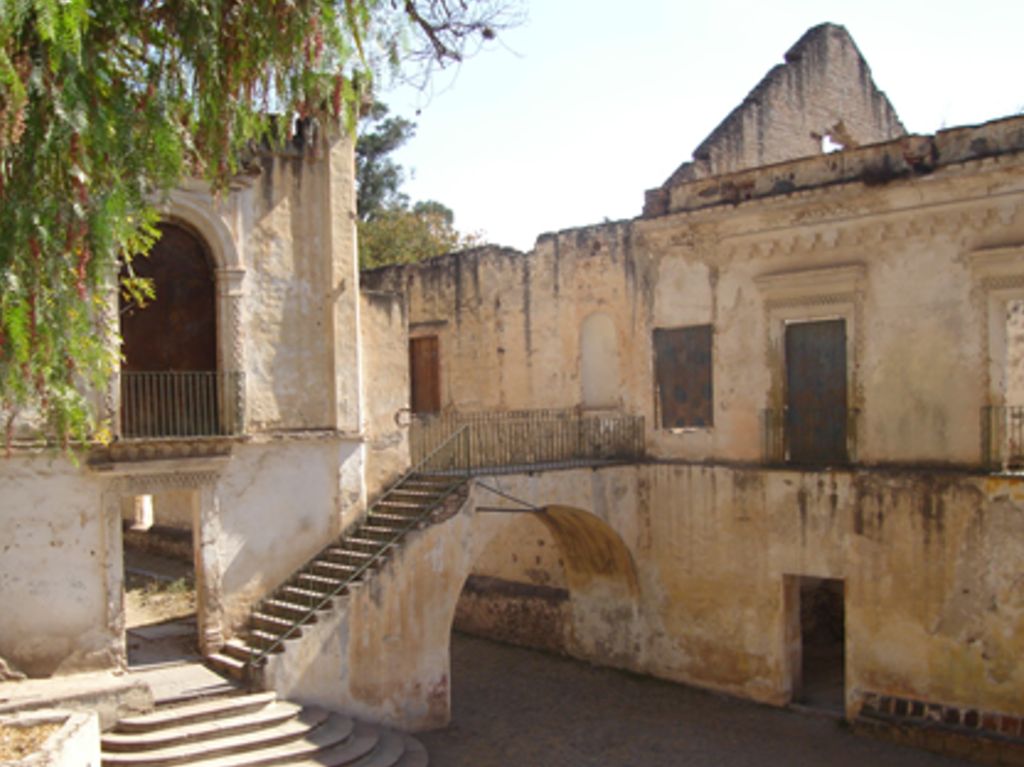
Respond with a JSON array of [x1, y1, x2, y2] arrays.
[[208, 428, 471, 681], [101, 690, 428, 767]]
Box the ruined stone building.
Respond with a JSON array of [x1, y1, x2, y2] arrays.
[[361, 22, 1024, 757], [2, 21, 1024, 764]]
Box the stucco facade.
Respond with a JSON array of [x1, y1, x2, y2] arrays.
[[0, 128, 409, 678], [3, 21, 1024, 761], [358, 24, 1024, 745]]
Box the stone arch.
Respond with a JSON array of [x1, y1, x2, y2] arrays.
[[532, 505, 639, 597], [449, 502, 640, 664], [580, 311, 620, 408], [162, 189, 245, 377]]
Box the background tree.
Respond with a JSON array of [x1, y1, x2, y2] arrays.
[[356, 102, 478, 268], [0, 0, 519, 448]]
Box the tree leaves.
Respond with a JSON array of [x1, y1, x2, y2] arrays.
[[0, 0, 518, 450]]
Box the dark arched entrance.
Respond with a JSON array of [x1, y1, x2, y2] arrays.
[[119, 222, 223, 438]]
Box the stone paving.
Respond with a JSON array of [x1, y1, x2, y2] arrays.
[[418, 634, 974, 767]]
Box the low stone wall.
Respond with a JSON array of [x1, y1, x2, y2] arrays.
[[0, 710, 100, 767], [453, 575, 571, 655]]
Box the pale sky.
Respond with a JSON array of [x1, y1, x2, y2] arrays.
[[383, 1, 1024, 252]]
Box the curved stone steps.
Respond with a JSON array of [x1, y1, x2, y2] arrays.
[[102, 707, 332, 766], [393, 736, 429, 767], [101, 693, 427, 767], [102, 700, 302, 751], [114, 693, 278, 733]]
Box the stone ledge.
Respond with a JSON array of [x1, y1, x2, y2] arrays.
[[0, 709, 100, 767]]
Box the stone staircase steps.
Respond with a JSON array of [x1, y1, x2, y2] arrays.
[[101, 692, 428, 767], [114, 692, 278, 733], [208, 470, 467, 693], [102, 706, 332, 765], [206, 652, 246, 676], [102, 701, 303, 752]]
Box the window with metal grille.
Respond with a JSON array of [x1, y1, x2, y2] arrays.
[[653, 325, 713, 429]]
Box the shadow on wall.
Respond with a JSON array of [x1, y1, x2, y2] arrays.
[[454, 504, 640, 664]]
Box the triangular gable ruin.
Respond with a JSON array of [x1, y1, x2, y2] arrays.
[[645, 23, 905, 215]]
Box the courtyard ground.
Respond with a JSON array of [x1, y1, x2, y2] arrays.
[[123, 545, 199, 667], [419, 633, 974, 767]]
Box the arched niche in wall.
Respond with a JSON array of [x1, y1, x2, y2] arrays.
[[580, 312, 620, 408]]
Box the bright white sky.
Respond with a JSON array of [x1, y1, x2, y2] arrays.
[[382, 1, 1024, 252]]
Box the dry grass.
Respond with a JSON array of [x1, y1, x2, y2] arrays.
[[0, 722, 60, 760]]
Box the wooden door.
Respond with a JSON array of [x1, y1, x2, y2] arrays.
[[785, 320, 847, 465], [409, 336, 441, 414]]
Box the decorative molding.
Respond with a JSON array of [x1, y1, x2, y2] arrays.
[[755, 263, 866, 303], [764, 293, 860, 311], [112, 471, 222, 493], [91, 453, 230, 493], [970, 244, 1024, 283], [970, 244, 1024, 411]]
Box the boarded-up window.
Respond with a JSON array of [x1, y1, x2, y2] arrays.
[[409, 335, 441, 414], [653, 325, 713, 428], [785, 319, 847, 465]]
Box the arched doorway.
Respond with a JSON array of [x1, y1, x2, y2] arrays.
[[117, 222, 221, 666], [119, 221, 222, 438]]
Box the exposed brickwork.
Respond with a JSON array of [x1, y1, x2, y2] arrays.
[[858, 691, 1024, 763]]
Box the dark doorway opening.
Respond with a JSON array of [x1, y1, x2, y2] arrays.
[[791, 576, 845, 713]]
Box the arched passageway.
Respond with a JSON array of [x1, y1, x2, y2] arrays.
[[452, 503, 640, 662]]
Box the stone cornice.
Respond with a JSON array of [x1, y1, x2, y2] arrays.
[[755, 263, 866, 307], [970, 244, 1024, 289]]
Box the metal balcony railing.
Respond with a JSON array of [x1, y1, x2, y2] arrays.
[[119, 371, 243, 440], [762, 407, 859, 466], [410, 407, 645, 472], [982, 405, 1024, 471]]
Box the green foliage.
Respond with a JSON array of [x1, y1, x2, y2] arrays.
[[356, 102, 479, 268], [0, 0, 518, 449], [356, 101, 416, 218], [359, 200, 479, 269]]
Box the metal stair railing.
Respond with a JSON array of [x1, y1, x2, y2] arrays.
[[244, 426, 471, 679]]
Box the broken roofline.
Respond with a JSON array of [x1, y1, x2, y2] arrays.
[[643, 113, 1024, 218]]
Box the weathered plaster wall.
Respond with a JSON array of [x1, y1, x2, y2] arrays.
[[214, 437, 364, 632], [359, 291, 409, 500], [478, 467, 1024, 722], [0, 456, 120, 677], [367, 122, 1024, 469], [0, 131, 376, 677], [263, 463, 1024, 729], [238, 134, 362, 433]]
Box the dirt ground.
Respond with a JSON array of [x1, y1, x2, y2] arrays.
[[123, 545, 199, 666], [419, 634, 974, 767]]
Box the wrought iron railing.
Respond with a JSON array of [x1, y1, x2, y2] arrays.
[[762, 407, 859, 466], [410, 407, 645, 471], [982, 405, 1024, 470], [246, 426, 471, 675], [119, 371, 243, 440]]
